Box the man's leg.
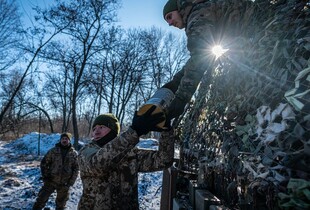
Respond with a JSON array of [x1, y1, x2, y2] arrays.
[[55, 186, 70, 210], [32, 182, 55, 210]]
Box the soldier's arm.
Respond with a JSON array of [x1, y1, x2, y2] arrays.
[[136, 129, 175, 172], [83, 127, 139, 171], [175, 39, 210, 103], [162, 69, 185, 93], [68, 151, 79, 186], [176, 2, 214, 103], [40, 149, 53, 178]]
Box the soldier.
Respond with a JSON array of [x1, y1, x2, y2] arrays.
[[162, 0, 253, 120], [78, 106, 175, 210], [33, 132, 79, 210]]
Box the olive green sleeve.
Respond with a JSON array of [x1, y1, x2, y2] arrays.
[[136, 129, 175, 172], [78, 127, 139, 176]]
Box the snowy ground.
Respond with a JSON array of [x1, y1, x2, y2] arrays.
[[0, 132, 164, 210]]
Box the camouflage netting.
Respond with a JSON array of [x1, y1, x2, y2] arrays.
[[176, 0, 310, 209]]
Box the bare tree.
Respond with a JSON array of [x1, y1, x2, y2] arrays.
[[39, 0, 119, 148], [42, 61, 73, 132], [138, 27, 189, 98], [0, 0, 22, 72], [90, 27, 189, 125], [0, 0, 187, 139], [127, 28, 189, 122], [100, 29, 148, 123], [0, 27, 64, 130]]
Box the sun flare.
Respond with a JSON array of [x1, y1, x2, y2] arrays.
[[212, 45, 229, 59]]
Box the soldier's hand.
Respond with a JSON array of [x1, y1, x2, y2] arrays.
[[167, 96, 187, 120], [131, 105, 165, 136], [151, 118, 172, 132]]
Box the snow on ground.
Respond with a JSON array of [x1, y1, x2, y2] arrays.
[[0, 132, 163, 210]]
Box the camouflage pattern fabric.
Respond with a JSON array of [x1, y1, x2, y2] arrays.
[[78, 127, 175, 210], [168, 0, 254, 103], [33, 143, 79, 210], [40, 143, 79, 186], [32, 181, 70, 210]]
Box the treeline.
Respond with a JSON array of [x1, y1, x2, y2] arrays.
[[0, 0, 189, 146]]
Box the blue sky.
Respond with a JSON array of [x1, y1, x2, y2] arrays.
[[118, 0, 169, 29], [118, 0, 182, 35], [17, 0, 182, 34]]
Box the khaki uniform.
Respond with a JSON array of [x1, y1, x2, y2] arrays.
[[78, 128, 175, 210], [165, 0, 254, 103], [33, 143, 79, 210]]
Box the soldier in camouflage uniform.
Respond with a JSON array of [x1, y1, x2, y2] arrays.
[[33, 132, 79, 210], [162, 0, 254, 120], [78, 106, 175, 210]]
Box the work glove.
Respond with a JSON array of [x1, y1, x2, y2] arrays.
[[131, 105, 165, 136], [167, 96, 187, 121], [151, 118, 172, 132]]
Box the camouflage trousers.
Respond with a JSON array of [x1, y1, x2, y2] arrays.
[[32, 181, 70, 210]]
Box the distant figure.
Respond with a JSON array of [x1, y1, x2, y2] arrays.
[[162, 0, 253, 120], [78, 106, 175, 210], [33, 132, 79, 210]]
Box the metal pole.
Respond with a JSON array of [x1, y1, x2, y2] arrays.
[[38, 111, 41, 156]]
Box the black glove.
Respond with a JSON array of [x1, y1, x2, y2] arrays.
[[131, 105, 165, 136], [151, 118, 172, 132], [167, 96, 187, 121]]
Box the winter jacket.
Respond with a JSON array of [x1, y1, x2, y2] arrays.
[[40, 143, 79, 186], [165, 0, 254, 103], [77, 127, 175, 210]]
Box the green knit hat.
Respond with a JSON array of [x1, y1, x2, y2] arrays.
[[92, 113, 120, 135], [60, 132, 72, 141], [163, 0, 178, 18]]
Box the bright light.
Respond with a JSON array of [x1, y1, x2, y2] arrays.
[[212, 45, 229, 60]]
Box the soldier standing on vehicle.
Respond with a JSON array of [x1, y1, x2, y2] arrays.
[[33, 132, 79, 210], [162, 0, 254, 121]]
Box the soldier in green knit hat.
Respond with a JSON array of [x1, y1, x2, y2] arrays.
[[78, 106, 175, 210], [33, 132, 79, 210], [161, 0, 254, 122]]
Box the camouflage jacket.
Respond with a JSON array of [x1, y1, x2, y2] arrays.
[[77, 127, 175, 210], [168, 0, 253, 103], [40, 143, 79, 186]]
